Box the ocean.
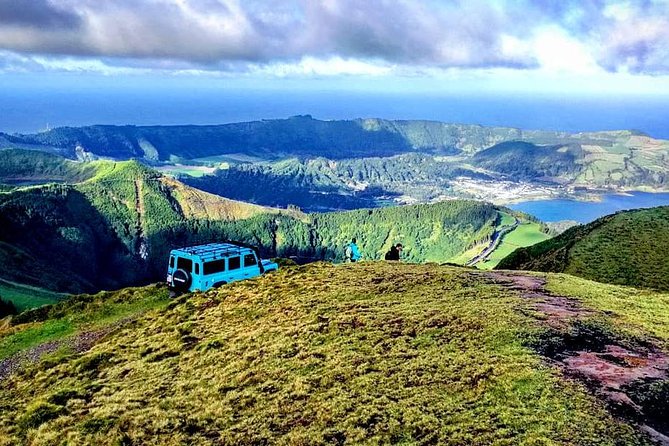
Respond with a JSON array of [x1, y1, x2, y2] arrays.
[[1, 88, 669, 139]]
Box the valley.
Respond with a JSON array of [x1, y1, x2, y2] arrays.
[[0, 149, 547, 301], [3, 117, 669, 212], [5, 2, 669, 444]]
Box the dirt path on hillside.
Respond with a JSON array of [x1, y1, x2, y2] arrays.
[[0, 316, 135, 381], [479, 271, 669, 445]]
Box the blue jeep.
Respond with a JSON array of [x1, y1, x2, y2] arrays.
[[166, 242, 278, 293]]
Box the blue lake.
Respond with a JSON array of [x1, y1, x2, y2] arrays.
[[509, 192, 669, 223]]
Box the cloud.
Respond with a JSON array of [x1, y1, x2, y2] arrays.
[[596, 2, 669, 73], [0, 50, 47, 72], [0, 0, 668, 75], [0, 0, 540, 69], [0, 0, 81, 29]]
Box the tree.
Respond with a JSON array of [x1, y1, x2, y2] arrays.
[[0, 296, 17, 318]]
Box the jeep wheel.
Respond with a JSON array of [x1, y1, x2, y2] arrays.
[[171, 268, 191, 293]]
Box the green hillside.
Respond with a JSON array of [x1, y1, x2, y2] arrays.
[[1, 262, 668, 444], [497, 206, 669, 290], [0, 149, 111, 185], [472, 141, 582, 180], [0, 160, 287, 295], [477, 221, 551, 270], [0, 152, 531, 298]]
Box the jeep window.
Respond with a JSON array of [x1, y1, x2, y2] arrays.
[[244, 254, 258, 268], [228, 256, 241, 270], [169, 256, 175, 268], [204, 259, 226, 275], [194, 263, 200, 275], [176, 257, 192, 273]]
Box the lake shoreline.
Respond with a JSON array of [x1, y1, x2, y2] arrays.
[[508, 191, 669, 223]]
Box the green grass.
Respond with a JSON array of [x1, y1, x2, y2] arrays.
[[0, 318, 75, 361], [498, 206, 669, 291], [0, 263, 648, 445], [0, 279, 67, 312], [0, 149, 116, 185], [448, 212, 531, 266], [498, 211, 516, 227], [0, 284, 170, 361], [546, 274, 669, 347], [448, 244, 484, 264], [479, 222, 550, 270]]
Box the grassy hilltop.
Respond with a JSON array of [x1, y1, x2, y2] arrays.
[[497, 206, 669, 291], [1, 262, 669, 444]]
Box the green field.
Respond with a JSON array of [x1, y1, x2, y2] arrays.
[[0, 280, 67, 313], [498, 211, 516, 226], [154, 164, 216, 178], [449, 244, 485, 265], [449, 211, 522, 266], [479, 222, 551, 269]]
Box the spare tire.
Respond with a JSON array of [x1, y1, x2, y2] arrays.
[[171, 268, 191, 292]]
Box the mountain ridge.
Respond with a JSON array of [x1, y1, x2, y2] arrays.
[[4, 117, 669, 210], [1, 116, 660, 161]]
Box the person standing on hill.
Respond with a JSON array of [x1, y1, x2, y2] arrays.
[[345, 238, 362, 262], [385, 243, 403, 261]]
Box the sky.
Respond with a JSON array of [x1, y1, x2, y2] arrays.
[[1, 0, 669, 96]]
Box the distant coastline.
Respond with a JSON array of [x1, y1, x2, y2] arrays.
[[2, 90, 669, 139]]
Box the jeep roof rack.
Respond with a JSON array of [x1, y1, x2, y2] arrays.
[[172, 242, 255, 262]]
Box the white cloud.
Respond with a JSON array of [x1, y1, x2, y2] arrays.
[[1, 0, 669, 76], [252, 57, 393, 77], [531, 26, 601, 75]]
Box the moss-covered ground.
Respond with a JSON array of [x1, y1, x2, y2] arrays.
[[0, 262, 656, 445], [546, 274, 669, 348], [0, 285, 170, 361]]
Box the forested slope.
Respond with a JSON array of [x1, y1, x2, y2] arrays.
[[0, 149, 110, 185], [0, 157, 519, 294], [497, 206, 669, 290]]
